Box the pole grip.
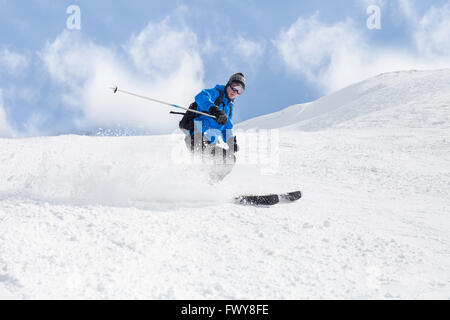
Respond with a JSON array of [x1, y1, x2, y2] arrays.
[[170, 111, 186, 116]]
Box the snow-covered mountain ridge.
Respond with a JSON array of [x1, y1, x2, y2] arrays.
[[238, 69, 450, 131]]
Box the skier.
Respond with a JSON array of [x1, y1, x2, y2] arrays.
[[110, 78, 302, 204], [179, 73, 246, 182]]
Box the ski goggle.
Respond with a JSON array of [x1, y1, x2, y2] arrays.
[[230, 83, 245, 95]]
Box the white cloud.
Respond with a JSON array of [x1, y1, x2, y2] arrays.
[[393, 1, 450, 61], [274, 14, 369, 92], [21, 112, 47, 137], [414, 3, 450, 57], [0, 48, 30, 77], [40, 19, 204, 133], [2, 86, 40, 105], [395, 0, 420, 23], [0, 89, 15, 137], [358, 0, 387, 10], [127, 18, 203, 80], [221, 36, 265, 72], [274, 5, 450, 94]]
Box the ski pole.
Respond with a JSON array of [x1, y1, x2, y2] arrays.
[[110, 86, 216, 119]]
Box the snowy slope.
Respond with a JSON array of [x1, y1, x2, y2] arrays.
[[1, 70, 449, 299], [238, 69, 450, 131]]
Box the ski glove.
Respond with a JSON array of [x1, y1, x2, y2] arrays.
[[209, 106, 228, 125]]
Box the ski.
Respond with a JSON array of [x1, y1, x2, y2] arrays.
[[235, 191, 302, 206]]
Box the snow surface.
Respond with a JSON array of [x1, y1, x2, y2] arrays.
[[1, 69, 449, 299]]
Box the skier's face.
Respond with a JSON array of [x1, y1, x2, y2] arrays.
[[227, 83, 243, 99]]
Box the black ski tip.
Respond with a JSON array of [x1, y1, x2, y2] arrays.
[[235, 190, 302, 206], [236, 194, 279, 206], [282, 191, 302, 201], [112, 86, 118, 94]]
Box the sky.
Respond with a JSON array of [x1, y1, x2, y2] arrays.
[[0, 0, 450, 136]]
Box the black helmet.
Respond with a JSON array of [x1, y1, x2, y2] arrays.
[[227, 72, 246, 90]]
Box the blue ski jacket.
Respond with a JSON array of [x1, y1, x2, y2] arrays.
[[192, 85, 235, 144]]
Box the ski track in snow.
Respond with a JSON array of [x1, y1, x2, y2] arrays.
[[1, 69, 450, 299]]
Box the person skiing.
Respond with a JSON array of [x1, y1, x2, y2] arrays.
[[179, 72, 246, 182]]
